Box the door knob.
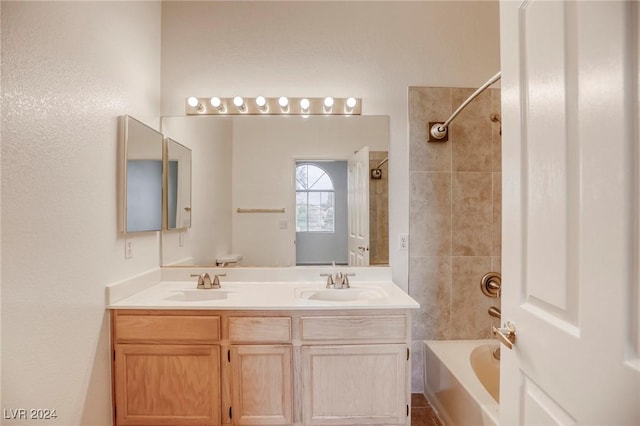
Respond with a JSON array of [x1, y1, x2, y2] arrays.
[[357, 246, 369, 251], [493, 321, 516, 350]]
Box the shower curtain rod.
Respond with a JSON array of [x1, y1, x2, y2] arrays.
[[429, 71, 501, 141], [374, 157, 388, 169]]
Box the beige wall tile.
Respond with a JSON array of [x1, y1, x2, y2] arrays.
[[493, 172, 502, 256], [409, 86, 502, 347], [491, 256, 501, 273], [491, 88, 502, 172], [369, 150, 389, 264], [410, 172, 451, 256], [450, 256, 494, 339], [452, 172, 492, 256], [451, 88, 492, 172], [409, 87, 452, 172], [409, 256, 451, 340]]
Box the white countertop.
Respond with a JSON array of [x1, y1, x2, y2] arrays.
[[108, 270, 419, 311]]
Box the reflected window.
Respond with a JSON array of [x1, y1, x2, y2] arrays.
[[296, 164, 335, 232]]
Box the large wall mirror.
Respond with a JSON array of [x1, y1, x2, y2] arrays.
[[160, 115, 389, 268]]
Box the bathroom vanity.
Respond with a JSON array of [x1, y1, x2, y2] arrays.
[[108, 268, 418, 426]]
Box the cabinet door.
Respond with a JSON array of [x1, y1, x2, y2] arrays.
[[230, 345, 293, 425], [114, 344, 220, 426], [301, 344, 407, 425]]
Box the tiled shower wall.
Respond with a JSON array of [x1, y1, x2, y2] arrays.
[[370, 150, 389, 265], [408, 87, 502, 391]]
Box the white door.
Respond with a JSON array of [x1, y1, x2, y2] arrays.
[[348, 146, 370, 266], [500, 1, 640, 424]]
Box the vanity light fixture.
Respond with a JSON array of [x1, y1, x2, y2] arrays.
[[278, 96, 290, 112], [345, 97, 357, 113], [255, 96, 268, 112], [233, 96, 246, 112], [323, 96, 334, 113], [185, 97, 361, 115], [187, 96, 205, 113], [210, 97, 226, 113], [187, 96, 199, 107]]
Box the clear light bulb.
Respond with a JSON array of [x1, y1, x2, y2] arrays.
[[210, 97, 222, 107], [278, 96, 289, 108], [299, 98, 310, 110], [346, 97, 357, 108], [187, 96, 199, 107], [255, 96, 267, 107], [233, 96, 244, 107], [323, 97, 334, 108]]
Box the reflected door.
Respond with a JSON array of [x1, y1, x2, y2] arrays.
[[348, 147, 370, 266]]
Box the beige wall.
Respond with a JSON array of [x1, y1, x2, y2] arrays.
[[408, 86, 502, 391], [1, 2, 161, 424]]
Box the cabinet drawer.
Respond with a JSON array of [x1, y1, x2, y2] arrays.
[[228, 317, 291, 343], [300, 315, 407, 342], [114, 314, 220, 344]]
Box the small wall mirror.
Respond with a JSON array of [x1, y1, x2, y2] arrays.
[[165, 137, 192, 230], [120, 115, 164, 234]]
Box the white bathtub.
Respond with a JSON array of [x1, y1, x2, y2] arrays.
[[424, 340, 499, 426]]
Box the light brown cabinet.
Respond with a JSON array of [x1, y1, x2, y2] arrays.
[[112, 311, 223, 426], [114, 344, 221, 426], [111, 309, 411, 426]]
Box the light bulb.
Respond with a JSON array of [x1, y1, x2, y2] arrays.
[[233, 96, 244, 107], [299, 98, 310, 110], [187, 96, 199, 107], [278, 96, 289, 108], [346, 97, 357, 108], [323, 97, 334, 108], [210, 97, 222, 108], [255, 96, 267, 107]]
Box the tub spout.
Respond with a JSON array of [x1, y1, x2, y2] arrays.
[[488, 306, 501, 319]]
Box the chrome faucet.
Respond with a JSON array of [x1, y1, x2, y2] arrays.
[[190, 273, 225, 289], [320, 273, 334, 288], [321, 272, 355, 289], [334, 272, 350, 289]]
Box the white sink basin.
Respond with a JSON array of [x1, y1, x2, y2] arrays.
[[296, 286, 388, 303], [165, 289, 230, 302]]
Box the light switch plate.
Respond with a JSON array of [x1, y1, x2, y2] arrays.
[[399, 234, 409, 250], [125, 239, 133, 259]]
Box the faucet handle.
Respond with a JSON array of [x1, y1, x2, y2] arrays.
[[212, 273, 226, 288], [191, 273, 211, 289], [320, 273, 334, 288], [343, 272, 355, 287]]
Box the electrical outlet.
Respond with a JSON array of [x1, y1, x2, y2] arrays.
[[125, 239, 133, 259], [179, 232, 185, 247], [279, 220, 288, 230], [399, 234, 409, 250]]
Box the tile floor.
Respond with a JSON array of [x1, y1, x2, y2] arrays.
[[411, 393, 443, 426]]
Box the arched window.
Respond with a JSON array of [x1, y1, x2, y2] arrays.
[[295, 164, 335, 232]]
